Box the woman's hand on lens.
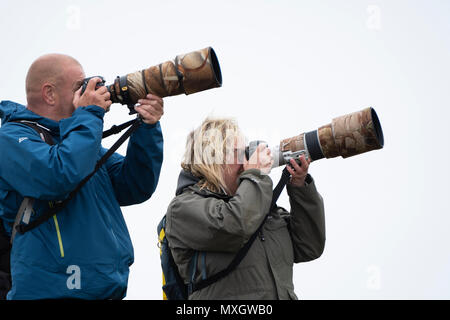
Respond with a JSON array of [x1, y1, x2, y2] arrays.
[[135, 94, 164, 125], [287, 156, 311, 187], [244, 144, 273, 175]]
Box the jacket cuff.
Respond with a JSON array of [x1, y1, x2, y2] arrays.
[[75, 105, 105, 118], [139, 120, 160, 130], [286, 174, 319, 197]]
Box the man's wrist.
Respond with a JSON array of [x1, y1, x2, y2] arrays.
[[74, 105, 105, 118]]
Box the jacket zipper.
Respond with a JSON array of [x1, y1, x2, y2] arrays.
[[49, 202, 64, 258], [258, 230, 265, 241], [52, 215, 65, 258], [259, 215, 273, 242]]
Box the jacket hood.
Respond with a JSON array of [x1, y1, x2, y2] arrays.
[[175, 169, 232, 201], [0, 100, 60, 132], [176, 170, 200, 196]]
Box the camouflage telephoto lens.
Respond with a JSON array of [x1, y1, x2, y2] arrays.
[[271, 107, 384, 167], [106, 47, 222, 110]]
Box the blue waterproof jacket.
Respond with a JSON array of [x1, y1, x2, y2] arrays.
[[0, 100, 163, 299]]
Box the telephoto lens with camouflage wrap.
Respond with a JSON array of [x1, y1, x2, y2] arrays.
[[271, 107, 384, 167], [106, 47, 222, 112]]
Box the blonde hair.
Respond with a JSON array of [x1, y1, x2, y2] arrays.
[[182, 117, 242, 194]]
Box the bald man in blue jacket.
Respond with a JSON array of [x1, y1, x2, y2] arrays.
[[0, 54, 164, 299]]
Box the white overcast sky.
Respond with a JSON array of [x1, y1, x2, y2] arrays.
[[1, 0, 449, 299]]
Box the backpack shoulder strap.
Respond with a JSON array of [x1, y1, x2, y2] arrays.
[[8, 120, 54, 244], [9, 120, 55, 145], [158, 214, 189, 300], [0, 221, 10, 258], [12, 117, 142, 236]]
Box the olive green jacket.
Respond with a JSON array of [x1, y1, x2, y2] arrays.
[[165, 169, 325, 300]]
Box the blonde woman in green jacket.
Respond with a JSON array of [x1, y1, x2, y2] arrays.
[[165, 118, 325, 300]]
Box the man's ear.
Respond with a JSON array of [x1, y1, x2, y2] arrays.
[[42, 83, 57, 105]]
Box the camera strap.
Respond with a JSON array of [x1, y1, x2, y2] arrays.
[[102, 118, 137, 138], [12, 117, 142, 237], [189, 167, 292, 294]]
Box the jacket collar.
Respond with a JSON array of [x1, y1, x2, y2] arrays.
[[176, 169, 200, 196], [176, 170, 232, 201], [0, 100, 60, 134]]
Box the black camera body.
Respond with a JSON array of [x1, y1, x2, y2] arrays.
[[80, 76, 105, 95], [245, 140, 266, 161]]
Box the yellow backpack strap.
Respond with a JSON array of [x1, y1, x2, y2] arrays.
[[158, 226, 167, 300]]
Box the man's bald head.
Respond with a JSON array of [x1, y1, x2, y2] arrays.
[[26, 54, 82, 97], [25, 54, 85, 120]]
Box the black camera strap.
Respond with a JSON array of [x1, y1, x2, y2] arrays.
[[12, 117, 142, 237], [102, 118, 137, 138], [189, 167, 292, 294]]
